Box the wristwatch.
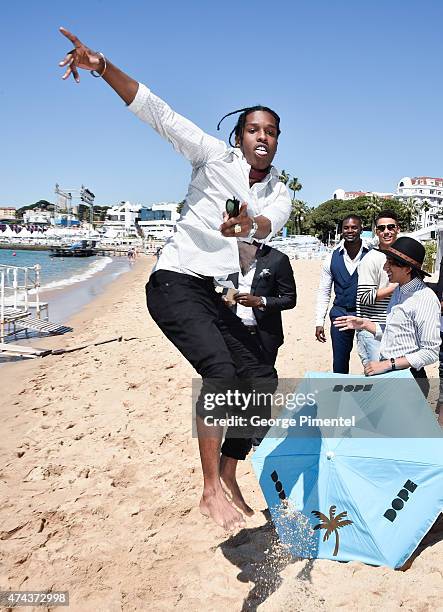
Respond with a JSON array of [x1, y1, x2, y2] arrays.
[[247, 217, 258, 240], [390, 357, 396, 371]]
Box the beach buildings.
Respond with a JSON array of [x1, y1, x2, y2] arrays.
[[334, 176, 443, 230], [0, 207, 16, 220], [396, 176, 443, 228], [137, 202, 180, 240], [333, 189, 394, 201], [101, 200, 180, 241], [102, 201, 142, 240]]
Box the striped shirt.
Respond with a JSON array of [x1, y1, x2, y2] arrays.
[[128, 83, 291, 279], [356, 250, 390, 323], [376, 277, 441, 370]]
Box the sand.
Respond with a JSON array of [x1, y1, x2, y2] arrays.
[[0, 257, 442, 611]]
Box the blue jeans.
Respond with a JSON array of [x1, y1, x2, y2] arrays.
[[356, 329, 381, 366]]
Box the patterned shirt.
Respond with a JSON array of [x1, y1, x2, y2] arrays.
[[128, 84, 291, 278], [356, 249, 391, 323], [377, 277, 441, 370]]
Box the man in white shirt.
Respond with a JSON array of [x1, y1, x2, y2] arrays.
[[59, 28, 292, 531], [334, 237, 440, 397], [356, 210, 400, 365], [315, 215, 370, 373]]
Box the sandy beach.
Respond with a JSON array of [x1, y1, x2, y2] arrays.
[[0, 257, 442, 611]]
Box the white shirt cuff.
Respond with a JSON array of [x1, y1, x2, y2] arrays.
[[127, 82, 148, 114]]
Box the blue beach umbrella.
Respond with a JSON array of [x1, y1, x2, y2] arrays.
[[251, 370, 443, 568]]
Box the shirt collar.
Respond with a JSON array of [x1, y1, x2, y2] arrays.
[[230, 147, 279, 184], [399, 276, 424, 295]]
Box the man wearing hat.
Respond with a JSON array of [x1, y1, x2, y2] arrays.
[[334, 237, 440, 396]]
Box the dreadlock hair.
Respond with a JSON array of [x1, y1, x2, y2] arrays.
[[217, 106, 281, 147]]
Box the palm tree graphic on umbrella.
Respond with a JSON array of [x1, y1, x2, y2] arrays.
[[312, 505, 353, 556]]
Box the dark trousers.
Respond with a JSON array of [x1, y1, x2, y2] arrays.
[[147, 271, 276, 460], [221, 330, 277, 461], [330, 319, 355, 374], [410, 366, 430, 398]]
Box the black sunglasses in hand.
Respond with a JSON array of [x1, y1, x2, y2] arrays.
[[225, 197, 240, 218]]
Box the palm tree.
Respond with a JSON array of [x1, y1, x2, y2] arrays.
[[288, 177, 303, 200], [290, 199, 308, 234], [279, 169, 290, 185], [422, 200, 430, 228], [402, 197, 419, 231], [312, 505, 353, 556], [367, 194, 382, 231]]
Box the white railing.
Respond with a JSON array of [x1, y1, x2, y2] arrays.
[[0, 264, 42, 327]]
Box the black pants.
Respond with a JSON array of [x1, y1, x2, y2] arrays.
[[221, 329, 278, 460], [147, 270, 276, 460]]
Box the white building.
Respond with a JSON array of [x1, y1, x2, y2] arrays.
[[0, 207, 16, 220], [333, 189, 394, 201], [137, 202, 180, 240], [102, 201, 142, 239], [101, 200, 180, 241], [396, 176, 443, 228], [22, 208, 53, 224]]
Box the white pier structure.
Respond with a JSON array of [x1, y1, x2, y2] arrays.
[[0, 264, 70, 345]]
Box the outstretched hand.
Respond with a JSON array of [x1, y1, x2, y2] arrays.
[[333, 315, 366, 331], [220, 203, 253, 238], [58, 27, 104, 82]]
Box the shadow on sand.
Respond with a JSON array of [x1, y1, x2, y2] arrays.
[[220, 511, 443, 610], [219, 509, 316, 611]]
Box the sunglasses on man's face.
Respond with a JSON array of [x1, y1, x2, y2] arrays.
[[376, 224, 397, 232]]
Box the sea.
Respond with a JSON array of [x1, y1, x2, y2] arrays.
[[0, 248, 113, 291], [0, 248, 134, 332]]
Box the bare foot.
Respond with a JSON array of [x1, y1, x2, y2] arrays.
[[220, 455, 254, 517], [199, 487, 246, 531]]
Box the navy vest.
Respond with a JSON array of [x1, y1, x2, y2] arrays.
[[329, 246, 368, 319]]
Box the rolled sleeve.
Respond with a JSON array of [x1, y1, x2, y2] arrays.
[[358, 286, 377, 306]]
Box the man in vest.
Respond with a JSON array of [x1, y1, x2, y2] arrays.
[[315, 215, 370, 373]]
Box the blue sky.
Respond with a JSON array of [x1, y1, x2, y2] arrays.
[[1, 0, 442, 209]]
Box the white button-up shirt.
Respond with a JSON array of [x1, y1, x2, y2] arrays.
[[315, 240, 370, 326], [376, 277, 441, 370], [128, 84, 291, 278]]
